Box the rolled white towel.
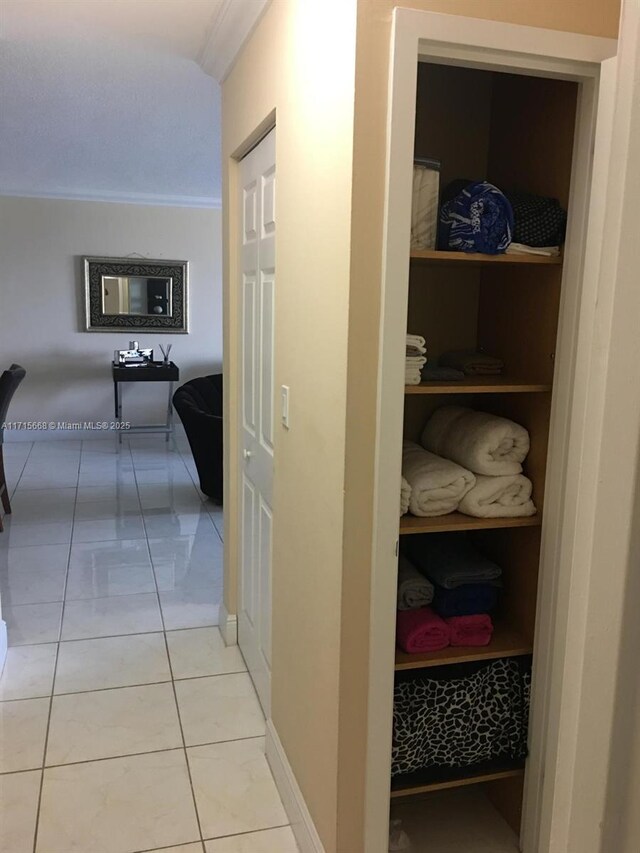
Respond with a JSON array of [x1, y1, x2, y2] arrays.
[[402, 440, 475, 517], [459, 474, 537, 518], [400, 476, 411, 516], [421, 406, 530, 476]]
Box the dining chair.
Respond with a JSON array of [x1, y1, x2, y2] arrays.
[[0, 364, 27, 531]]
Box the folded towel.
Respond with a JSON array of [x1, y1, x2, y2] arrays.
[[505, 242, 560, 257], [439, 180, 514, 254], [421, 406, 530, 476], [446, 614, 494, 646], [402, 441, 476, 516], [396, 606, 450, 653], [406, 345, 426, 357], [411, 163, 440, 250], [405, 355, 427, 367], [433, 583, 499, 617], [397, 555, 435, 610], [439, 350, 504, 376], [403, 532, 502, 589], [459, 474, 537, 518], [420, 366, 465, 381], [406, 334, 426, 352], [400, 477, 411, 516], [405, 370, 422, 386]]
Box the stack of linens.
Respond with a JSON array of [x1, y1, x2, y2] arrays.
[[406, 334, 427, 385]]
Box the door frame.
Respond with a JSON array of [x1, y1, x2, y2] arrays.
[[367, 10, 617, 853]]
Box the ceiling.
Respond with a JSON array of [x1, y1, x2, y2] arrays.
[[0, 0, 225, 60]]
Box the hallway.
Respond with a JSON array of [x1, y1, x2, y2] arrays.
[[0, 437, 297, 853]]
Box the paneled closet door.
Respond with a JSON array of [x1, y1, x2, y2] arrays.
[[238, 128, 276, 715]]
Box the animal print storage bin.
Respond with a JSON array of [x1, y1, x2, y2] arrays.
[[391, 657, 531, 780]]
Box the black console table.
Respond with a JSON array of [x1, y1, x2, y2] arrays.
[[112, 361, 180, 444]]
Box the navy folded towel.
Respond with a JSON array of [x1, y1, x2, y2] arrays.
[[403, 533, 503, 589], [433, 583, 499, 617], [439, 181, 514, 254]]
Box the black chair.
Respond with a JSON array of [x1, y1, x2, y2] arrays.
[[0, 364, 26, 532], [172, 374, 223, 503]]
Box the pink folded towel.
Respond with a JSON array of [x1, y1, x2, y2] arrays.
[[446, 614, 494, 647], [396, 607, 450, 654]]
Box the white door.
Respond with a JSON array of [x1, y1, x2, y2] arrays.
[[238, 129, 275, 713]]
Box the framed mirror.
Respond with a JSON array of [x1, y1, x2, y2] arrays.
[[83, 256, 189, 332]]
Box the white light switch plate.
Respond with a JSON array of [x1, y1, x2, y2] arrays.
[[281, 385, 290, 428]]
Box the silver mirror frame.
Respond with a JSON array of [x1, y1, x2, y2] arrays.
[[83, 256, 189, 333]]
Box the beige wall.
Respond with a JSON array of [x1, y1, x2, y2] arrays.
[[0, 197, 221, 430], [223, 1, 621, 851], [221, 2, 358, 848]]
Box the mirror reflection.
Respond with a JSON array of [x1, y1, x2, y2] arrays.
[[101, 275, 173, 317]]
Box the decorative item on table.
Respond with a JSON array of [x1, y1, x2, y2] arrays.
[[438, 179, 513, 254], [159, 343, 173, 365], [411, 156, 441, 251], [115, 341, 153, 366]]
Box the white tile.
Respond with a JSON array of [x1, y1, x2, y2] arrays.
[[144, 511, 215, 539], [0, 543, 69, 604], [167, 628, 246, 680], [4, 601, 63, 645], [138, 483, 204, 511], [204, 827, 298, 853], [134, 467, 194, 485], [176, 674, 264, 746], [73, 500, 141, 521], [0, 521, 72, 547], [188, 739, 287, 840], [77, 469, 136, 487], [150, 533, 223, 592], [17, 473, 79, 490], [8, 489, 77, 523], [47, 682, 182, 765], [65, 561, 155, 600], [0, 697, 49, 772], [61, 592, 162, 640], [68, 538, 151, 570], [75, 484, 139, 503], [54, 633, 170, 694], [160, 588, 221, 631], [0, 644, 57, 700], [0, 769, 41, 853], [37, 750, 200, 853], [72, 516, 145, 543], [153, 846, 203, 853]]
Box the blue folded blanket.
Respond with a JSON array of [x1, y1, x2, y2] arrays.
[[433, 583, 499, 617], [439, 181, 514, 254], [403, 533, 503, 589]]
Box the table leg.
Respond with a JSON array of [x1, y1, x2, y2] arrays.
[[166, 381, 174, 443], [116, 382, 123, 445]]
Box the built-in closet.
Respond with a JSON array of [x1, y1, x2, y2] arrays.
[[390, 61, 579, 848]]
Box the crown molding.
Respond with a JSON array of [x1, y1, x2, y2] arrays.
[[0, 188, 222, 209], [199, 0, 270, 83]]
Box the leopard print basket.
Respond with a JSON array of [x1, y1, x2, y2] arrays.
[[392, 657, 531, 778]]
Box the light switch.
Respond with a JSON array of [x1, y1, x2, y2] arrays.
[[281, 385, 290, 429]]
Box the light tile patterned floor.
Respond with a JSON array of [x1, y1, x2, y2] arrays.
[[0, 436, 297, 853]]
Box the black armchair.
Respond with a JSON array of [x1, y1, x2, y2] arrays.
[[0, 363, 27, 531], [172, 374, 223, 503]]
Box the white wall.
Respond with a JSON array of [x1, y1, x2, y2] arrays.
[[0, 196, 222, 435]]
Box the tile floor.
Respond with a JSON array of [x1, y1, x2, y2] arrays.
[[0, 437, 298, 853]]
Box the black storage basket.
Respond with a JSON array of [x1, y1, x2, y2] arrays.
[[392, 656, 531, 785]]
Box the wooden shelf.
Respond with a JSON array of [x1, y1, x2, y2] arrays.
[[405, 377, 551, 394], [390, 766, 525, 799], [399, 512, 541, 534], [395, 623, 532, 671], [410, 249, 561, 265]]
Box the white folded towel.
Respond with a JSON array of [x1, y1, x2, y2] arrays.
[[400, 476, 411, 516], [405, 355, 427, 367], [505, 243, 560, 257], [411, 164, 439, 250], [402, 440, 475, 516], [421, 406, 530, 476], [406, 334, 426, 353], [459, 474, 537, 518], [405, 370, 422, 386]]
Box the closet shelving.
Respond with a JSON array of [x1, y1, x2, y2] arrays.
[[391, 59, 578, 838], [410, 249, 562, 265]]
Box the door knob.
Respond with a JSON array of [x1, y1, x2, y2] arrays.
[[243, 449, 252, 460]]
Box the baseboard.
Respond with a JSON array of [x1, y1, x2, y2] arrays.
[[0, 620, 7, 678], [218, 602, 238, 646], [265, 719, 325, 853]]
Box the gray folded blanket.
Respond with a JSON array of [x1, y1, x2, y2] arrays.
[[440, 350, 504, 376], [397, 555, 435, 610], [402, 533, 502, 589]]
